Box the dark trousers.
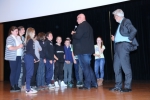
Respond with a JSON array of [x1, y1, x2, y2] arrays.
[[114, 42, 132, 89], [21, 63, 26, 86], [24, 54, 34, 90], [31, 62, 39, 86], [74, 59, 80, 82], [9, 56, 21, 86], [54, 62, 64, 81], [78, 54, 97, 88], [45, 60, 53, 85]]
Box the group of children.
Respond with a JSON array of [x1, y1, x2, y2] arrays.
[[20, 27, 83, 94]]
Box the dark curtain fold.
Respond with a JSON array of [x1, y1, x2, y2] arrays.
[[3, 0, 150, 81]]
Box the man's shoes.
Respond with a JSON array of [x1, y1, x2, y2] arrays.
[[121, 88, 132, 92], [79, 86, 90, 90], [91, 85, 98, 89], [109, 87, 122, 92]]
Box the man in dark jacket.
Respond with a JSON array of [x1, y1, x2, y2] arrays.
[[110, 9, 138, 92], [71, 13, 97, 89]]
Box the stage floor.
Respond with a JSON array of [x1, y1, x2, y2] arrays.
[[0, 81, 150, 100]]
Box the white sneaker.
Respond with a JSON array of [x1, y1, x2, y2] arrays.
[[60, 81, 67, 87], [48, 84, 55, 89], [54, 81, 60, 88], [26, 88, 37, 94]]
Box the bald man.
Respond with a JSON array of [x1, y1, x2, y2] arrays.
[[71, 14, 97, 89]]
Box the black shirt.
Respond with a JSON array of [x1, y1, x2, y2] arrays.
[[54, 43, 65, 62], [25, 39, 38, 60]]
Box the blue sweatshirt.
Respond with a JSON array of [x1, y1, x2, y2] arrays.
[[64, 46, 73, 63]]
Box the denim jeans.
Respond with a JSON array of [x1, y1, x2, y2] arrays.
[[78, 54, 97, 88], [45, 60, 54, 85], [9, 56, 21, 86], [36, 58, 45, 87], [24, 54, 34, 91], [94, 58, 105, 79], [74, 59, 83, 82]]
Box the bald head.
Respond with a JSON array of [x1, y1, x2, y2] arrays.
[[77, 13, 86, 24]]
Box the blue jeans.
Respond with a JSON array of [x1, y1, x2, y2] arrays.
[[78, 54, 97, 88], [94, 58, 105, 79], [45, 60, 54, 85], [9, 56, 21, 86], [24, 54, 34, 91], [74, 59, 83, 82], [37, 58, 45, 87]]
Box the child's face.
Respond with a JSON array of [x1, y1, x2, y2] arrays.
[[65, 40, 70, 47], [47, 33, 53, 41], [56, 37, 62, 44]]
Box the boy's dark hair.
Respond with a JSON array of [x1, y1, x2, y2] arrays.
[[46, 31, 52, 37]]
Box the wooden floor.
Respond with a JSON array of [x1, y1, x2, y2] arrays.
[[0, 81, 150, 100]]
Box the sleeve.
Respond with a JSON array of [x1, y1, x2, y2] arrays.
[[6, 37, 15, 48], [72, 25, 85, 39], [37, 41, 42, 51], [54, 45, 57, 55], [28, 40, 39, 60], [102, 45, 105, 50], [125, 19, 137, 41]]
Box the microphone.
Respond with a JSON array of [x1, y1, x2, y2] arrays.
[[74, 25, 77, 31]]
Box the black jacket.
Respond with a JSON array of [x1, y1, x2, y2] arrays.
[[72, 21, 94, 55], [44, 40, 54, 60]]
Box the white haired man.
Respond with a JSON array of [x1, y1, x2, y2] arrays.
[[110, 9, 138, 92]]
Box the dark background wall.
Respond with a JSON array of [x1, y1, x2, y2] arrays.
[[3, 0, 150, 81]]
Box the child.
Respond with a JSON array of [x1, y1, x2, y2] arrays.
[[54, 36, 67, 87], [44, 32, 55, 89], [64, 39, 73, 86], [37, 32, 46, 90], [93, 37, 105, 86], [30, 35, 42, 89], [24, 27, 39, 94]]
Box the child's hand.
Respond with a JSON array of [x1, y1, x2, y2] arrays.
[[49, 60, 53, 64], [74, 59, 77, 64], [43, 59, 46, 63]]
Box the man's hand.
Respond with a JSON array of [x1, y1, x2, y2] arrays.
[[71, 31, 76, 35], [111, 35, 114, 41]]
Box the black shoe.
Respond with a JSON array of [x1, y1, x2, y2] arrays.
[[91, 85, 98, 89], [109, 87, 122, 91], [79, 86, 90, 90], [121, 88, 132, 92], [14, 84, 21, 91], [10, 86, 16, 92]]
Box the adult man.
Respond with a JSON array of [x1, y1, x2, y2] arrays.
[[71, 13, 97, 89], [110, 9, 138, 92]]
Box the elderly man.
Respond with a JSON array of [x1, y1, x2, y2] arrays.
[[110, 9, 138, 92], [71, 13, 97, 89]]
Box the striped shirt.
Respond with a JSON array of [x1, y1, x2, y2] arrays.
[[5, 35, 17, 61]]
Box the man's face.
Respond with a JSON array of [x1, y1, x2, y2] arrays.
[[114, 15, 122, 23], [77, 15, 82, 24]]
